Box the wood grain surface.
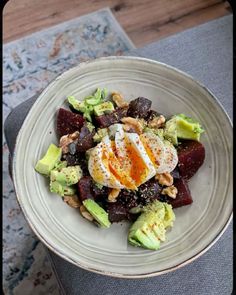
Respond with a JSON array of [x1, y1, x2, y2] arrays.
[[3, 0, 232, 46]]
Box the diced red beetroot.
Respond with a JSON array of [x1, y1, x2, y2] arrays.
[[91, 184, 109, 199], [138, 178, 162, 205], [77, 125, 96, 152], [177, 140, 205, 179], [77, 176, 94, 202], [127, 97, 152, 118], [107, 202, 131, 223], [95, 107, 128, 128], [168, 178, 193, 208], [57, 108, 84, 137]]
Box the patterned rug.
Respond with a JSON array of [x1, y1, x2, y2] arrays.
[[3, 8, 134, 294]]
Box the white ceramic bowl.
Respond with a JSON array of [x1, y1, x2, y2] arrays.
[[13, 56, 232, 278]]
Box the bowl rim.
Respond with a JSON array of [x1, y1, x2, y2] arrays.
[[12, 56, 233, 278]]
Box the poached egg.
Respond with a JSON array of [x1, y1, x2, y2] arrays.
[[88, 124, 178, 189]]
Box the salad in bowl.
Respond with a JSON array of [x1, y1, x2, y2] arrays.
[[35, 88, 205, 251]]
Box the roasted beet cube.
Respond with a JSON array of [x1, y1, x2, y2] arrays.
[[57, 108, 84, 137], [77, 176, 94, 202], [62, 153, 81, 166], [91, 182, 109, 200], [127, 97, 152, 118], [177, 140, 205, 179], [77, 125, 95, 152], [168, 178, 193, 208], [138, 178, 162, 205], [118, 189, 139, 209], [95, 107, 128, 128], [107, 202, 131, 223]]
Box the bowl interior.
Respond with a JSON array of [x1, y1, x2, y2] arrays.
[[13, 57, 232, 277]]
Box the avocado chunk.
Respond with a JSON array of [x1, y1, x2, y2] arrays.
[[35, 144, 62, 176], [94, 101, 114, 116], [93, 128, 109, 142], [85, 95, 101, 106], [128, 200, 175, 250], [86, 122, 95, 132], [54, 160, 67, 170], [85, 88, 102, 105], [50, 165, 82, 186], [50, 180, 76, 196], [85, 88, 108, 105], [164, 114, 204, 145], [83, 199, 111, 228], [67, 96, 83, 111], [164, 117, 178, 145], [67, 96, 93, 122], [68, 88, 108, 122]]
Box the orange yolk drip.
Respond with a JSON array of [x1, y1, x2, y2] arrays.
[[100, 141, 136, 189], [125, 139, 149, 186], [108, 159, 136, 189]]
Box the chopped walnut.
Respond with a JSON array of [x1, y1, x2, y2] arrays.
[[108, 188, 121, 202], [63, 195, 81, 208], [122, 125, 134, 133], [79, 205, 94, 221], [155, 172, 173, 186], [59, 131, 80, 154], [121, 117, 144, 134], [148, 115, 166, 128], [111, 92, 129, 108], [162, 185, 178, 199]]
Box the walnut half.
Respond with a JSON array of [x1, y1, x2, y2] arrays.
[[161, 185, 178, 199], [121, 117, 144, 134], [108, 188, 120, 202], [63, 195, 81, 208], [79, 205, 94, 221], [111, 92, 129, 108], [59, 131, 80, 154], [155, 172, 173, 186], [148, 115, 165, 128]]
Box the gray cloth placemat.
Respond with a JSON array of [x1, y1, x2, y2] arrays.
[[4, 15, 233, 295]]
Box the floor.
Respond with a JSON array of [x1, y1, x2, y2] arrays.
[[3, 0, 232, 47]]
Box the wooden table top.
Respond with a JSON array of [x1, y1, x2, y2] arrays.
[[3, 0, 232, 47]]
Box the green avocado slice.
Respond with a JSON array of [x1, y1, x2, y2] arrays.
[[128, 200, 175, 250], [83, 199, 111, 228], [50, 181, 76, 196], [67, 96, 82, 111], [164, 113, 204, 145], [35, 144, 62, 176], [93, 101, 114, 116], [50, 181, 76, 197]]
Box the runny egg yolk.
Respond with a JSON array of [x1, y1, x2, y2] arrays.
[[99, 137, 150, 189], [124, 137, 150, 186], [107, 145, 137, 190]]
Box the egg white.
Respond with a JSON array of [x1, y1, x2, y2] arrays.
[[140, 132, 165, 171], [88, 140, 124, 189], [157, 140, 178, 173]]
